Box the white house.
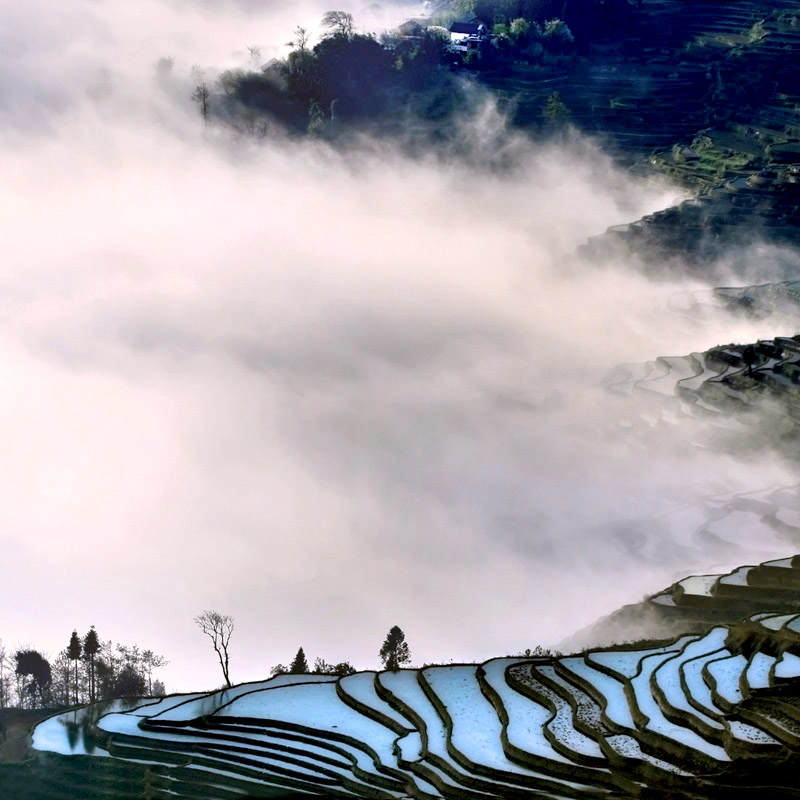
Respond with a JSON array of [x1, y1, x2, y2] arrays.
[[449, 21, 487, 44]]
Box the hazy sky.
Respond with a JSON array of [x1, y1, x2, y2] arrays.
[[3, 0, 800, 692]]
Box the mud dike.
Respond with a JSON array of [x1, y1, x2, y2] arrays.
[[24, 556, 800, 799]]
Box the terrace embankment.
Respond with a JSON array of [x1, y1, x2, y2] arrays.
[[605, 331, 800, 454], [0, 709, 55, 764], [21, 571, 800, 800], [491, 1, 800, 264], [568, 556, 800, 652]]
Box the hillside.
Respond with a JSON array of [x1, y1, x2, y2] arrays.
[[6, 3, 800, 799], [475, 0, 800, 263], [17, 557, 800, 799], [484, 1, 800, 160]]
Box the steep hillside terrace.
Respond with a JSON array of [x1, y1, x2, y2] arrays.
[[29, 593, 800, 799], [709, 11, 800, 139], [545, 0, 800, 259], [472, 0, 800, 181], [605, 334, 800, 429], [713, 279, 800, 319], [649, 557, 800, 624], [572, 554, 800, 654], [584, 152, 800, 266]]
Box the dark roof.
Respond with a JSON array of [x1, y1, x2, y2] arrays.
[[398, 19, 424, 35], [449, 22, 482, 34]]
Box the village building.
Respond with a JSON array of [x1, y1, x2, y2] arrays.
[[448, 21, 488, 53], [397, 19, 424, 37]]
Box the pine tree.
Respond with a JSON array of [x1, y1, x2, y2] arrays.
[[379, 626, 410, 671], [68, 630, 82, 704], [84, 626, 100, 703], [289, 647, 309, 674], [542, 91, 570, 122]]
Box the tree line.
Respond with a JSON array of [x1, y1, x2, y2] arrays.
[[195, 611, 412, 686], [3, 610, 555, 708], [0, 627, 168, 710], [197, 11, 451, 132], [270, 625, 411, 677], [183, 0, 642, 135], [187, 9, 467, 135]]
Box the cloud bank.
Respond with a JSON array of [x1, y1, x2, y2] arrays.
[[2, 0, 799, 690]]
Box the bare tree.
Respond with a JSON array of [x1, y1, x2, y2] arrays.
[[194, 610, 234, 687], [287, 26, 310, 52], [51, 650, 72, 705], [247, 45, 262, 66], [321, 10, 354, 38]]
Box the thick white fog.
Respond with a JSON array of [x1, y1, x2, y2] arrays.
[[2, 0, 799, 691]]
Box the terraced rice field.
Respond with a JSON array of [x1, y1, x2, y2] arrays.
[[26, 583, 800, 799], [10, 3, 800, 796], [605, 332, 800, 423]]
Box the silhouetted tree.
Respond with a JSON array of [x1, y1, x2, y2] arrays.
[[141, 649, 169, 695], [95, 657, 115, 700], [81, 638, 167, 700], [194, 610, 234, 687], [393, 28, 451, 84], [312, 33, 390, 115], [15, 650, 51, 708], [289, 647, 309, 674], [321, 10, 354, 38], [379, 626, 411, 671], [313, 657, 357, 676], [51, 650, 72, 705], [217, 68, 247, 96], [192, 81, 211, 124], [287, 25, 310, 53], [519, 645, 561, 657], [84, 626, 100, 703], [68, 630, 82, 705], [112, 664, 146, 697], [283, 47, 319, 101]]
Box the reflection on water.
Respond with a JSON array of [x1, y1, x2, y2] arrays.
[[65, 721, 79, 752], [32, 698, 144, 756]]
